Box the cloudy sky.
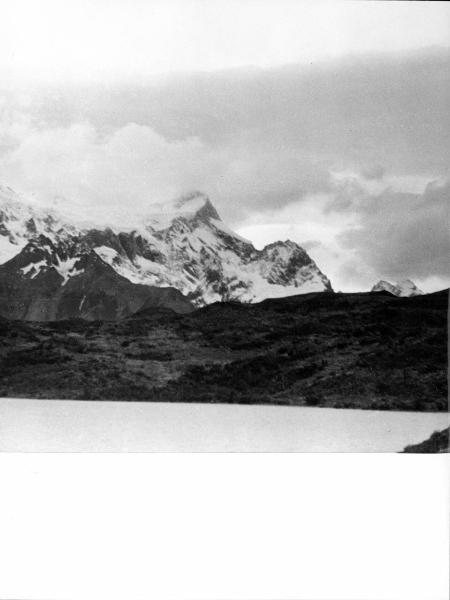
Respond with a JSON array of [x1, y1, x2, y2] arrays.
[[0, 0, 449, 292]]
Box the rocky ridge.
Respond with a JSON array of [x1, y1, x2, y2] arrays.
[[371, 279, 424, 297], [0, 185, 332, 319]]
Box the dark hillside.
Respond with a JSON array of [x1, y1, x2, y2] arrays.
[[0, 289, 447, 410], [402, 428, 449, 453]]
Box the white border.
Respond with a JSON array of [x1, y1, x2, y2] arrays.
[[0, 453, 448, 600]]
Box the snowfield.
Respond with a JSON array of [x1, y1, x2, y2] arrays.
[[1, 186, 332, 305]]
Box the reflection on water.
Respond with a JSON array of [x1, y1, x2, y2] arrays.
[[0, 398, 448, 452]]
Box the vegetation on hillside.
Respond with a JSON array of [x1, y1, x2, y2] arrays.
[[402, 427, 449, 452], [0, 290, 447, 411]]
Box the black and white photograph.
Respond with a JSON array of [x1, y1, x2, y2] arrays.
[[0, 0, 448, 452], [0, 3, 449, 600]]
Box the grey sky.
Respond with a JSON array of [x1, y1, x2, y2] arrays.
[[0, 1, 449, 292]]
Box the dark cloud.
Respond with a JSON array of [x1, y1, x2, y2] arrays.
[[211, 151, 333, 224], [338, 180, 450, 281], [361, 165, 386, 181], [29, 47, 450, 176]]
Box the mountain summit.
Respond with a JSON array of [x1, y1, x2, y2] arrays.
[[371, 279, 424, 297], [0, 185, 332, 319]]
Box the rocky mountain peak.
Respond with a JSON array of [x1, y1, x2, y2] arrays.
[[0, 183, 334, 314], [371, 279, 423, 297], [143, 191, 222, 231], [192, 196, 222, 223]]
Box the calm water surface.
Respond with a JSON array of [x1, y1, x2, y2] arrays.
[[0, 398, 448, 452]]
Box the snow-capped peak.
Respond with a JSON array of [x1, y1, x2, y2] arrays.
[[1, 183, 333, 307], [396, 279, 424, 296], [143, 191, 221, 231], [371, 279, 423, 297], [0, 184, 80, 264], [174, 190, 215, 212]]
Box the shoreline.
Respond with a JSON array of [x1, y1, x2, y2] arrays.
[[1, 395, 449, 415]]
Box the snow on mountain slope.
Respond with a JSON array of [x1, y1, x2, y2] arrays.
[[371, 279, 424, 297], [396, 279, 424, 297], [0, 239, 193, 320], [141, 191, 222, 231], [0, 185, 333, 307], [90, 194, 333, 305], [0, 184, 79, 263]]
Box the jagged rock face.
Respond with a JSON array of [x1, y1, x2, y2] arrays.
[[371, 279, 424, 297], [0, 185, 78, 263], [90, 192, 333, 304], [0, 237, 193, 320], [0, 185, 333, 319]]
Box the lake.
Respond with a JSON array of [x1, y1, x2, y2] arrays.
[[0, 398, 448, 452]]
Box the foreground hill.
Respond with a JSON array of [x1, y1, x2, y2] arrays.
[[0, 289, 447, 410], [402, 428, 449, 453]]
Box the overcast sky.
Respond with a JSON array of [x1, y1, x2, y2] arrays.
[[0, 0, 449, 292]]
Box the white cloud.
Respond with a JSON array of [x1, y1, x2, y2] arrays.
[[0, 113, 332, 226], [0, 119, 222, 225]]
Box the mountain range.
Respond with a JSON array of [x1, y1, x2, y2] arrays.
[[0, 184, 332, 320], [0, 183, 446, 416]]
